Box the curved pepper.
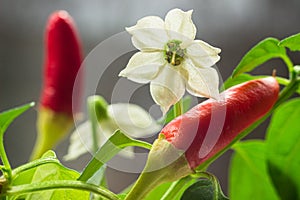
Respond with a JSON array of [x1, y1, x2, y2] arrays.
[[125, 77, 279, 200], [161, 77, 279, 169]]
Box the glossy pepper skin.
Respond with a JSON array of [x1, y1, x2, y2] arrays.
[[41, 10, 82, 115], [161, 77, 279, 169], [30, 10, 83, 160], [125, 77, 279, 200]]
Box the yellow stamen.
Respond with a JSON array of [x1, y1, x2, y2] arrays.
[[171, 52, 176, 65]]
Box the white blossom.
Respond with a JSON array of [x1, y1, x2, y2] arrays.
[[119, 8, 221, 114]]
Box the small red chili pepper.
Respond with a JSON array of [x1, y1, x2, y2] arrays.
[[41, 10, 83, 115], [125, 77, 279, 200], [30, 10, 83, 160], [161, 77, 279, 169]]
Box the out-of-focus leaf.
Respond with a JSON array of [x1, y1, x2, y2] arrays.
[[232, 38, 286, 77], [279, 33, 300, 51], [266, 99, 300, 200], [10, 151, 89, 200], [0, 102, 34, 137], [229, 141, 279, 200]]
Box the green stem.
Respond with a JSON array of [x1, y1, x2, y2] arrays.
[[173, 99, 183, 118], [276, 71, 299, 106], [2, 180, 120, 200], [0, 138, 12, 183], [87, 97, 100, 154], [125, 171, 166, 200], [281, 55, 294, 76], [124, 137, 193, 200], [12, 158, 60, 177], [161, 176, 195, 200]]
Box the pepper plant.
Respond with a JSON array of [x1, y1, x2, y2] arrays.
[[0, 8, 300, 200]]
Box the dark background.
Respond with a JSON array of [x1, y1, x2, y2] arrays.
[[0, 0, 299, 195]]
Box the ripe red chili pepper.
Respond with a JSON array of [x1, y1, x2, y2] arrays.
[[40, 10, 82, 115], [125, 77, 279, 200], [161, 77, 279, 169], [30, 10, 83, 160]]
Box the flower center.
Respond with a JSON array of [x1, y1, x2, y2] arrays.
[[164, 40, 186, 66]]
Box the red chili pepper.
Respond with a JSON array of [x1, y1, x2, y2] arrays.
[[40, 10, 82, 115], [161, 77, 279, 169], [30, 10, 83, 160], [124, 77, 279, 200]]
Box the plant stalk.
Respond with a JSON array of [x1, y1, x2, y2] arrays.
[[2, 180, 120, 200], [0, 138, 12, 183]]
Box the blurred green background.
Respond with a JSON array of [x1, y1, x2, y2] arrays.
[[0, 0, 299, 194]]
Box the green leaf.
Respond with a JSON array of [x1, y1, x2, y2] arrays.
[[181, 176, 228, 200], [0, 102, 34, 137], [232, 38, 286, 77], [159, 95, 192, 125], [279, 33, 300, 51], [266, 98, 300, 200], [9, 151, 89, 200], [78, 130, 152, 182], [11, 151, 59, 186], [222, 73, 257, 90], [229, 141, 279, 200]]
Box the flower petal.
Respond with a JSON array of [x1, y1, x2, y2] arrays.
[[64, 121, 94, 161], [184, 61, 220, 99], [186, 40, 221, 68], [126, 16, 169, 51], [64, 121, 117, 161], [165, 8, 196, 41], [150, 65, 185, 114], [108, 103, 161, 138], [119, 52, 165, 83], [64, 120, 136, 161]]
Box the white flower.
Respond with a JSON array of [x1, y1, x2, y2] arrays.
[[119, 8, 221, 114], [64, 103, 161, 161]]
